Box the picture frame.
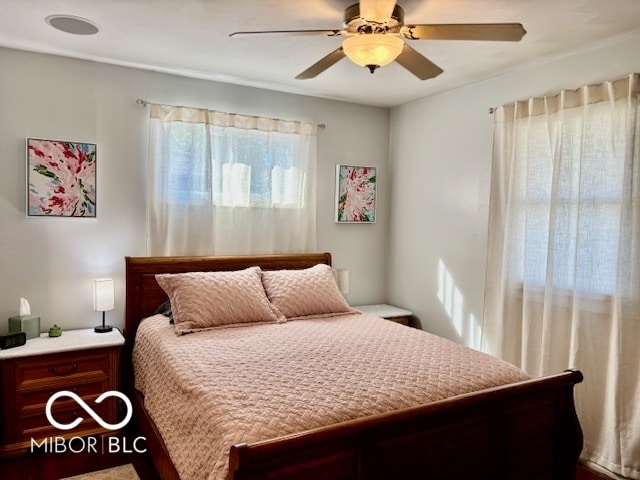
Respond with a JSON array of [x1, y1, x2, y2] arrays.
[[335, 164, 377, 223], [26, 138, 97, 217]]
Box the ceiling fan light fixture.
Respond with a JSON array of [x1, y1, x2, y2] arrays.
[[342, 34, 403, 70]]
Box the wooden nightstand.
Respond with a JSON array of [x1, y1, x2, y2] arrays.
[[0, 328, 124, 458], [353, 304, 413, 326]]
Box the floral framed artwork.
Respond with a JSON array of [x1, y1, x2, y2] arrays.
[[335, 164, 377, 223], [26, 138, 97, 217]]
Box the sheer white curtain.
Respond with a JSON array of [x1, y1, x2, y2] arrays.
[[483, 74, 640, 478], [146, 104, 317, 255]]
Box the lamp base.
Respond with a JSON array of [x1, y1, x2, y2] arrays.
[[94, 324, 113, 333]]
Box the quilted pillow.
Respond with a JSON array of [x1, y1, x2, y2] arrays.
[[261, 264, 353, 319], [156, 267, 283, 335]]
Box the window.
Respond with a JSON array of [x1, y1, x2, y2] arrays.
[[159, 122, 308, 209], [510, 101, 630, 296], [147, 104, 317, 256]]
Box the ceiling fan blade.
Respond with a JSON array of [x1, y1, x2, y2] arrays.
[[401, 23, 526, 41], [395, 44, 443, 80], [296, 48, 346, 80], [359, 0, 397, 23], [230, 29, 344, 37]]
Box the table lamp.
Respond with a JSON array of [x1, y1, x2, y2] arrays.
[[93, 278, 114, 333]]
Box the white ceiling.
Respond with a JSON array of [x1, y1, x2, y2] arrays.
[[2, 0, 640, 108]]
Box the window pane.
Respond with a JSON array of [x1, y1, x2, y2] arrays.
[[163, 122, 210, 205], [162, 123, 306, 209], [513, 103, 624, 295]]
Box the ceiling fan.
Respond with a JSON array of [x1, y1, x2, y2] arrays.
[[230, 0, 526, 80]]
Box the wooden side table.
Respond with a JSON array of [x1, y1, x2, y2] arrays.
[[353, 304, 413, 326], [0, 328, 125, 458]]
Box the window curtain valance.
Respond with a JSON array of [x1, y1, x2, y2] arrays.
[[502, 74, 639, 118], [149, 104, 318, 135], [146, 103, 317, 256]]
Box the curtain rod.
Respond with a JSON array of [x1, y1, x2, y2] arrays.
[[136, 98, 326, 129]]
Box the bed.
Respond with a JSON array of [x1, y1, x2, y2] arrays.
[[124, 253, 583, 480]]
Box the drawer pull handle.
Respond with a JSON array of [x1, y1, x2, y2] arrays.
[[49, 364, 78, 375]]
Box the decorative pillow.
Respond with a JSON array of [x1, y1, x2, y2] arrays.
[[261, 264, 353, 319], [156, 267, 283, 335], [152, 299, 174, 324]]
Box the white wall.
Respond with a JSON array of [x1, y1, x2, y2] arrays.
[[0, 47, 390, 334], [388, 29, 640, 346]]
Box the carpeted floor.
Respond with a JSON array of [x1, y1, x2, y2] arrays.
[[62, 464, 140, 480]]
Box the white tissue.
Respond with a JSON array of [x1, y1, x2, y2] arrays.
[[19, 297, 31, 316]]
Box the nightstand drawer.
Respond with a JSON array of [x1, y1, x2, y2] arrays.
[[387, 316, 410, 326], [17, 396, 109, 440], [15, 351, 110, 388], [18, 378, 107, 409]]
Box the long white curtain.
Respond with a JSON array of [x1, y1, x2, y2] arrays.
[[147, 104, 317, 256], [483, 74, 640, 478]]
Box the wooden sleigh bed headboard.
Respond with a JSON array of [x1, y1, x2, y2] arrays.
[[124, 253, 583, 480], [124, 252, 331, 349]]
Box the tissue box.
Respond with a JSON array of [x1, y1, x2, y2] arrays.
[[8, 315, 41, 340]]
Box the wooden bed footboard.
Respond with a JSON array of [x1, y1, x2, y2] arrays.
[[229, 369, 583, 480]]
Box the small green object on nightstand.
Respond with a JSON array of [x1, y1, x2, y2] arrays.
[[48, 325, 62, 337]]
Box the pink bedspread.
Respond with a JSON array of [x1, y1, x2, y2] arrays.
[[133, 313, 529, 480]]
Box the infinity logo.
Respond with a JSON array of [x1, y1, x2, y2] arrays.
[[45, 391, 133, 431]]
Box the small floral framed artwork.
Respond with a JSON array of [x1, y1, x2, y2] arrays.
[[335, 164, 377, 223], [26, 138, 97, 217]]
